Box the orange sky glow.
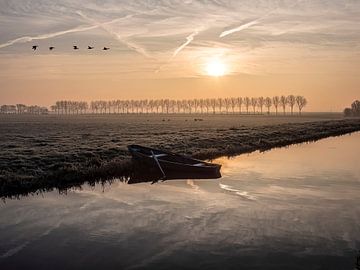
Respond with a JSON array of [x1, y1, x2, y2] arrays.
[[1, 0, 359, 111]]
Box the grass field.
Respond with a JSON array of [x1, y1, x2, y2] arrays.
[[1, 113, 359, 198]]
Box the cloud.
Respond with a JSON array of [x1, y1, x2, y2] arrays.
[[1, 0, 360, 77]]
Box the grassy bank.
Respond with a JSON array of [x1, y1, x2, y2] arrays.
[[1, 114, 359, 198]]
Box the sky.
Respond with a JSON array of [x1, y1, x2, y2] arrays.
[[0, 0, 359, 111]]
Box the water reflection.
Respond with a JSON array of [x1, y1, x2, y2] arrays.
[[1, 133, 360, 269], [217, 135, 360, 180], [215, 133, 360, 204], [128, 163, 221, 184]]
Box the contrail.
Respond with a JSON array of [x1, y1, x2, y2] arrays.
[[77, 11, 151, 58], [172, 30, 199, 57], [219, 20, 259, 38], [155, 31, 199, 73], [155, 30, 200, 73], [219, 9, 276, 38], [0, 25, 98, 49], [0, 17, 125, 49]]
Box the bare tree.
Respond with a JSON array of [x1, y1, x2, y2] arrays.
[[257, 97, 265, 114], [272, 96, 280, 115], [351, 100, 360, 116], [205, 99, 211, 114], [244, 97, 251, 114], [187, 100, 194, 114], [90, 101, 96, 114], [50, 105, 57, 114], [344, 100, 360, 117], [153, 100, 160, 114], [101, 101, 107, 114], [193, 99, 199, 113], [295, 96, 307, 115], [147, 100, 153, 113], [174, 100, 181, 113], [224, 98, 231, 114], [170, 99, 176, 114], [199, 99, 205, 114], [210, 99, 216, 114], [287, 95, 296, 115], [16, 104, 26, 114], [230, 98, 237, 114], [181, 100, 188, 113], [264, 97, 272, 115], [237, 97, 243, 114], [217, 98, 223, 114], [251, 97, 257, 114], [280, 95, 287, 115], [115, 100, 120, 113]]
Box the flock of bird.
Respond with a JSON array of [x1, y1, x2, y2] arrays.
[[32, 45, 110, 51]]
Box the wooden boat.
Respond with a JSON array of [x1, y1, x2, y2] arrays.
[[127, 145, 221, 181]]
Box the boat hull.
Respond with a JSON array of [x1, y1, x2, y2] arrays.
[[128, 145, 221, 182]]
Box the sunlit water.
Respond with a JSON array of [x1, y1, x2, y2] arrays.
[[1, 133, 360, 269]]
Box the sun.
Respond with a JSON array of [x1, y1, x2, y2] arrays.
[[206, 59, 226, 77]]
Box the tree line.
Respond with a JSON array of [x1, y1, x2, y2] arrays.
[[344, 100, 360, 117], [50, 95, 307, 115], [0, 95, 307, 115], [0, 104, 49, 114]]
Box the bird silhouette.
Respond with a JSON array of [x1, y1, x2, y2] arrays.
[[49, 47, 55, 51], [73, 45, 79, 50], [103, 47, 110, 50], [32, 45, 38, 51], [88, 46, 94, 50]]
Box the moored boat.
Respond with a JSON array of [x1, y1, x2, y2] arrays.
[[127, 145, 221, 181]]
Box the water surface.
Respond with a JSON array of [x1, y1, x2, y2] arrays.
[[1, 133, 360, 269]]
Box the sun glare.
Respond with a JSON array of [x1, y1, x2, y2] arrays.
[[206, 59, 226, 77]]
